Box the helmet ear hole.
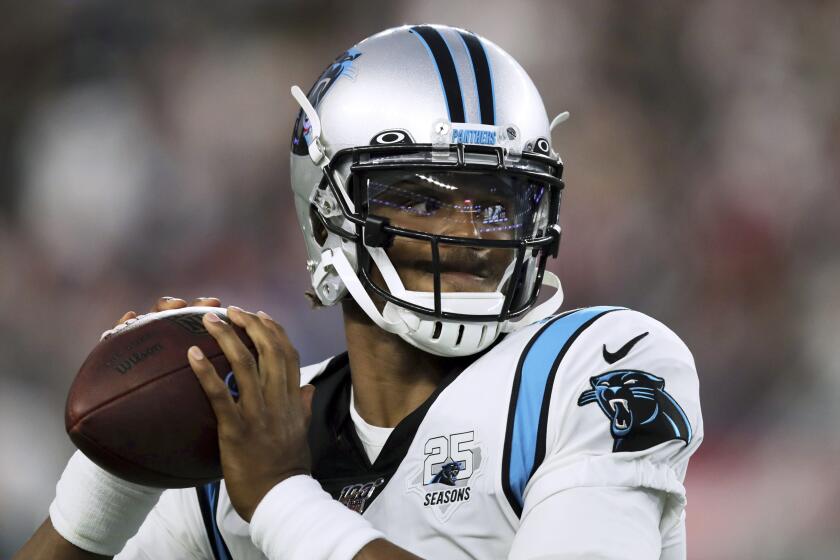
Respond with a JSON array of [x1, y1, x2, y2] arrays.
[[310, 205, 328, 246]]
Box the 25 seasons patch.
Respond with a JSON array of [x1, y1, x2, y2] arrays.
[[407, 431, 484, 522]]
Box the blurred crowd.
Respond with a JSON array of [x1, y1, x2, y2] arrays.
[[1, 1, 839, 558]]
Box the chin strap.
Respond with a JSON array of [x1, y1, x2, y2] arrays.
[[500, 270, 564, 332], [324, 244, 563, 335], [320, 248, 410, 334]]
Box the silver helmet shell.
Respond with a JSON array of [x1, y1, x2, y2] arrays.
[[290, 24, 565, 356]]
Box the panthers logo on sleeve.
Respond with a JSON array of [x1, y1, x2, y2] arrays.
[[577, 370, 692, 452]]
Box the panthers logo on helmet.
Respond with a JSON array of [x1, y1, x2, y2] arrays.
[[577, 370, 692, 452], [292, 47, 363, 155]]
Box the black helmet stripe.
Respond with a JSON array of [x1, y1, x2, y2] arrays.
[[458, 31, 495, 126], [410, 25, 466, 123]]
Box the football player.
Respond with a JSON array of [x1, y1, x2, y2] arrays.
[[16, 24, 702, 560]]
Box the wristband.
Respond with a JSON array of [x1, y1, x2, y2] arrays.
[[49, 451, 163, 556], [250, 475, 384, 560]]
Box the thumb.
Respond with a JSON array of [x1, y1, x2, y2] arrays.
[[300, 384, 315, 425]]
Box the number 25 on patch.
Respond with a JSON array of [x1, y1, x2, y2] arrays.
[[423, 431, 474, 486]]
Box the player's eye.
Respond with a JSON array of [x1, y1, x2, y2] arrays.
[[623, 379, 638, 385]]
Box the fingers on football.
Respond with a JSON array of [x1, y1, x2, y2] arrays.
[[202, 311, 265, 413], [117, 295, 210, 329], [150, 296, 188, 313], [187, 345, 240, 424], [224, 307, 290, 404], [255, 310, 301, 399], [190, 297, 222, 307], [226, 307, 299, 404], [114, 311, 137, 328]]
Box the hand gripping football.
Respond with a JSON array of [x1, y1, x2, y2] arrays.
[[65, 307, 255, 488]]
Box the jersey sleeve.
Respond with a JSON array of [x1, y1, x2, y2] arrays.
[[506, 307, 703, 557], [509, 485, 667, 559], [115, 488, 212, 560]]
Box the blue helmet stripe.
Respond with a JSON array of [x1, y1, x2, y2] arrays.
[[410, 26, 466, 123], [457, 30, 495, 125]]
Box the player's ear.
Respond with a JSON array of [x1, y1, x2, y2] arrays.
[[310, 206, 328, 245]]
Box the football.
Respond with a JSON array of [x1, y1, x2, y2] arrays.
[[65, 306, 255, 488]]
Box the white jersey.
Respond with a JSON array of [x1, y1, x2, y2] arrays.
[[118, 306, 703, 560]]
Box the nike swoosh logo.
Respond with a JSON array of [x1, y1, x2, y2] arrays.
[[602, 332, 649, 364]]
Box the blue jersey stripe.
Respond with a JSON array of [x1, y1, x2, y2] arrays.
[[196, 482, 233, 560], [507, 306, 624, 511]]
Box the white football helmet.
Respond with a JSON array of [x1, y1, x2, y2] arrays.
[[290, 24, 567, 357]]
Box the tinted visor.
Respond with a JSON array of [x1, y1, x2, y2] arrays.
[[355, 169, 559, 319], [363, 170, 552, 241]]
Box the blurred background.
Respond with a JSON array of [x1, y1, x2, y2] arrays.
[[1, 1, 839, 557]]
